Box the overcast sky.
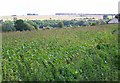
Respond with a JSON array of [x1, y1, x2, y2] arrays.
[[0, 0, 119, 16]]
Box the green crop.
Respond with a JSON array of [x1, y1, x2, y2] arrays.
[[2, 24, 119, 81]]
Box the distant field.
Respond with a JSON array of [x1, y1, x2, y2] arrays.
[[2, 24, 119, 81], [1, 15, 101, 21], [1, 15, 81, 21]]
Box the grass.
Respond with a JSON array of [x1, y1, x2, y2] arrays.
[[2, 24, 119, 81]]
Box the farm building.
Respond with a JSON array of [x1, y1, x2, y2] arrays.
[[108, 18, 118, 24]]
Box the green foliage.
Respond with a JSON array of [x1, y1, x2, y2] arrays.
[[2, 24, 118, 81], [1, 19, 108, 32], [14, 19, 25, 31], [14, 19, 35, 31], [2, 21, 16, 32], [58, 21, 64, 28], [26, 20, 38, 29], [91, 22, 96, 26], [24, 22, 35, 31]]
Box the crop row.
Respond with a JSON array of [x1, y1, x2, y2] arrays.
[[1, 24, 119, 81]]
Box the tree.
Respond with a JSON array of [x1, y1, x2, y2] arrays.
[[75, 21, 85, 26], [14, 19, 35, 31], [14, 19, 25, 31], [63, 21, 70, 27], [2, 21, 16, 32], [58, 21, 64, 28], [26, 20, 38, 29], [91, 22, 96, 26], [24, 22, 35, 31]]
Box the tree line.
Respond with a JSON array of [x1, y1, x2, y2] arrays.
[[0, 19, 108, 32]]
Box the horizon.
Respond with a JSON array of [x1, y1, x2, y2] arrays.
[[0, 0, 119, 16], [0, 13, 118, 17]]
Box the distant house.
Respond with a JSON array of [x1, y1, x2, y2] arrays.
[[108, 18, 118, 24]]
